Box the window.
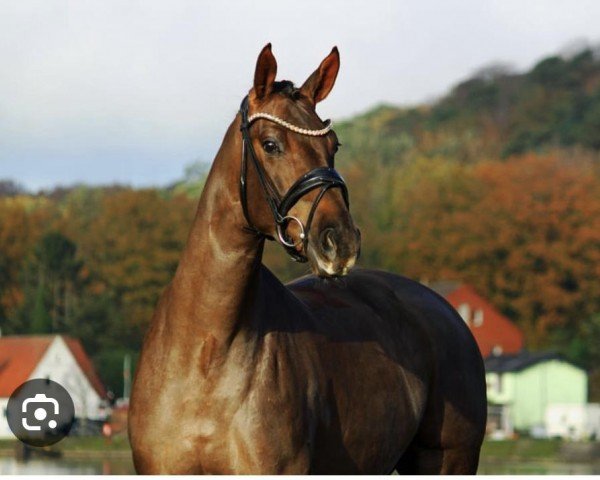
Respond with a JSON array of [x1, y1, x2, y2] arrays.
[[473, 309, 484, 327], [487, 373, 503, 394], [458, 303, 471, 324]]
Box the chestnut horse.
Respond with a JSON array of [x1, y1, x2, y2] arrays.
[[129, 45, 487, 474]]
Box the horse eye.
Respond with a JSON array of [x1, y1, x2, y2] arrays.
[[262, 140, 280, 154]]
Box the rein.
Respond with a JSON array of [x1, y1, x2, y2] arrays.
[[239, 95, 349, 262]]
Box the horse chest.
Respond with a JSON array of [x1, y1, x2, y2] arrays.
[[175, 349, 318, 473]]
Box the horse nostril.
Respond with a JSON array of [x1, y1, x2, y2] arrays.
[[320, 228, 337, 258]]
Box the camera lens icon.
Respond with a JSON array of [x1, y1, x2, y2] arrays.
[[7, 379, 75, 447], [21, 393, 60, 432], [33, 407, 58, 429]]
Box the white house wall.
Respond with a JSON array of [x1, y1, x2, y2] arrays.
[[0, 398, 10, 439], [28, 336, 104, 421], [546, 403, 600, 440]]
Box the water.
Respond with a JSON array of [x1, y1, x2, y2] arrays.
[[0, 456, 136, 475], [1, 456, 598, 474], [478, 459, 600, 475]]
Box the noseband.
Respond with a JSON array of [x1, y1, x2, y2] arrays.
[[239, 96, 349, 262]]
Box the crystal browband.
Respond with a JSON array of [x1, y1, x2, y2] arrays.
[[247, 112, 332, 136]]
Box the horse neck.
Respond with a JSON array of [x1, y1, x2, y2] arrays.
[[168, 115, 265, 343]]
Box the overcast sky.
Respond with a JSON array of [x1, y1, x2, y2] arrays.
[[1, 0, 599, 191]]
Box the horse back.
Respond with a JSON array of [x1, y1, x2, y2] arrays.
[[284, 268, 487, 472]]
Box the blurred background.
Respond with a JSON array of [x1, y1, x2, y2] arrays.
[[1, 0, 600, 474]]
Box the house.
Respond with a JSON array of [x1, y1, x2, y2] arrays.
[[0, 334, 108, 439], [546, 403, 600, 441], [485, 351, 587, 437], [428, 281, 524, 358]]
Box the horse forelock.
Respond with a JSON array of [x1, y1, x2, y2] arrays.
[[271, 80, 301, 100]]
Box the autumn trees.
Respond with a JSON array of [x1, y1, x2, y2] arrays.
[[0, 188, 195, 395], [2, 150, 598, 396]]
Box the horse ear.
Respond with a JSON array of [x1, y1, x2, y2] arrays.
[[253, 43, 277, 100], [300, 47, 340, 105]]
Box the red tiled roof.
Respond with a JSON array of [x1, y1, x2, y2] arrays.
[[0, 336, 53, 397], [429, 282, 525, 357], [0, 335, 107, 398]]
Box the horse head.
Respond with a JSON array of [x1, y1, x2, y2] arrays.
[[241, 44, 361, 277]]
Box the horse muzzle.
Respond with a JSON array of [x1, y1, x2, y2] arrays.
[[307, 225, 361, 277]]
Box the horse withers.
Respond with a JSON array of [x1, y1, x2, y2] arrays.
[[129, 44, 487, 474]]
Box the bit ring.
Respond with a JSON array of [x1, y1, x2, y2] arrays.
[[276, 216, 306, 248]]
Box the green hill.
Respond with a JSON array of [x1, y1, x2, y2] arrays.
[[333, 47, 600, 168]]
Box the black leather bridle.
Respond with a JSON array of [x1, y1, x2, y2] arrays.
[[239, 95, 349, 262]]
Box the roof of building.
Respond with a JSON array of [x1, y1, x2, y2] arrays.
[[0, 336, 52, 398], [427, 280, 525, 357], [484, 351, 577, 373], [0, 335, 106, 398]]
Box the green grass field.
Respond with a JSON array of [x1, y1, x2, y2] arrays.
[[480, 438, 563, 460]]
